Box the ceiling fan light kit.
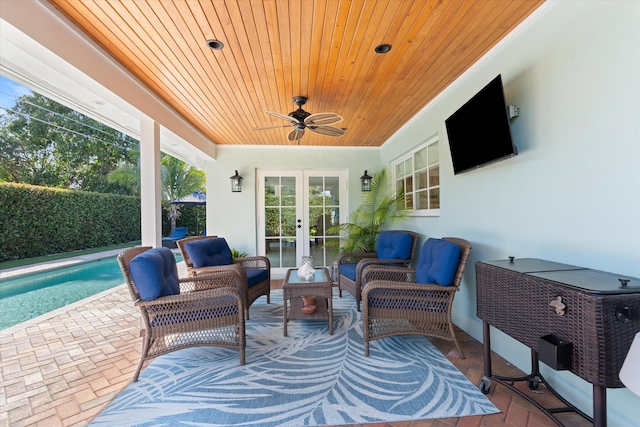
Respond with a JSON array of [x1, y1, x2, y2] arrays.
[[253, 96, 345, 141]]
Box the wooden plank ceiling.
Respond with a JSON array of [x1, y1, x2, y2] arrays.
[[49, 0, 545, 147]]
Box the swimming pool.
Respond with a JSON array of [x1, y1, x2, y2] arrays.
[[0, 253, 182, 330]]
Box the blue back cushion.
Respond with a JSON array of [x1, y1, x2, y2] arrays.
[[169, 227, 188, 239], [415, 238, 461, 286], [376, 231, 413, 260], [129, 247, 180, 301], [184, 238, 233, 268]]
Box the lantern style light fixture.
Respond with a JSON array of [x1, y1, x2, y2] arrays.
[[230, 170, 243, 193], [360, 170, 373, 192]]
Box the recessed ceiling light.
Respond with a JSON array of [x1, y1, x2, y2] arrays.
[[206, 39, 224, 50], [374, 44, 392, 54]]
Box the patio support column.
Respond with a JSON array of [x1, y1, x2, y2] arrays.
[[139, 120, 162, 247]]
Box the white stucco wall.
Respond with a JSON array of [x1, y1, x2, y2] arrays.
[[205, 146, 380, 257], [380, 1, 640, 425]]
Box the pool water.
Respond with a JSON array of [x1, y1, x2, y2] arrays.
[[0, 253, 182, 330]]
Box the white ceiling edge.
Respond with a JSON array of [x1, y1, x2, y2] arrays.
[[0, 0, 216, 167]]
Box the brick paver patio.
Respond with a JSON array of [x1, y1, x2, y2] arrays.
[[1, 265, 592, 427]]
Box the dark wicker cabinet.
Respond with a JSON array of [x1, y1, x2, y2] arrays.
[[476, 258, 640, 426]]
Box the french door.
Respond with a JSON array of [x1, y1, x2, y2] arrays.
[[257, 170, 347, 276]]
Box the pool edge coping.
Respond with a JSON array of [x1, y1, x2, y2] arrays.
[[0, 249, 125, 281], [1, 255, 187, 337], [0, 283, 129, 338]]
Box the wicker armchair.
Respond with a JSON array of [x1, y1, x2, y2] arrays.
[[177, 236, 270, 320], [337, 230, 418, 311], [361, 237, 471, 357], [118, 246, 246, 382]]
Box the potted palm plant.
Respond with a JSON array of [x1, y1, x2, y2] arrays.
[[326, 168, 406, 253]]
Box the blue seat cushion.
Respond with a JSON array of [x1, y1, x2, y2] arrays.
[[339, 263, 358, 281], [245, 268, 268, 288], [129, 247, 180, 301], [184, 238, 233, 268], [415, 238, 461, 286], [376, 231, 413, 260]]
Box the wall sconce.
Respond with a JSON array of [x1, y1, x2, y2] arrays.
[[230, 170, 243, 193], [360, 170, 372, 192]]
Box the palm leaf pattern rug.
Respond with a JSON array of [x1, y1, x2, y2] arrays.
[[91, 289, 498, 426]]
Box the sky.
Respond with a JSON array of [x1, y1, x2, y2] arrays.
[[0, 75, 32, 115]]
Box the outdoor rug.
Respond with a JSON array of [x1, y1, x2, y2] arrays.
[[91, 289, 498, 426]]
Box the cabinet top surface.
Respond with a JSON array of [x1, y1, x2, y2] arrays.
[[479, 258, 584, 274], [478, 258, 640, 295]]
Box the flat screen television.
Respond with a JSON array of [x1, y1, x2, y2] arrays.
[[445, 74, 517, 175]]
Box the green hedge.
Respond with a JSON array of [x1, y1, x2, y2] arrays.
[[161, 205, 206, 237], [0, 182, 141, 262]]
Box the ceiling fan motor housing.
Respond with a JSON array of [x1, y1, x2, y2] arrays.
[[290, 108, 311, 123]]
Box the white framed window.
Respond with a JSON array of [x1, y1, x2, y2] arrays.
[[392, 136, 440, 217]]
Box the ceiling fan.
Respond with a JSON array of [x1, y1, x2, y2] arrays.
[[253, 96, 345, 141]]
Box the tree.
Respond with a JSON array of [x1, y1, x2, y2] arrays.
[[107, 153, 205, 232], [160, 155, 205, 232], [326, 168, 407, 253], [0, 92, 138, 194]]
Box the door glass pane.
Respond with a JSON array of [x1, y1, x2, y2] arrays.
[[281, 207, 296, 236], [325, 237, 340, 266], [327, 208, 339, 235], [265, 177, 279, 206], [265, 208, 280, 237], [281, 177, 296, 206], [308, 175, 341, 267], [264, 176, 298, 269], [308, 176, 323, 198], [325, 177, 340, 204], [281, 238, 296, 268]]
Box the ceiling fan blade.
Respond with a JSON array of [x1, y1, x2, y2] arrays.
[[252, 124, 293, 131], [287, 128, 305, 141], [308, 125, 345, 137], [305, 112, 343, 126], [266, 111, 296, 124]]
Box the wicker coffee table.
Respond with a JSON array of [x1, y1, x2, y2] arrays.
[[282, 267, 333, 336]]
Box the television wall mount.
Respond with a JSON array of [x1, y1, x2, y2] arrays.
[[508, 105, 520, 119]]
